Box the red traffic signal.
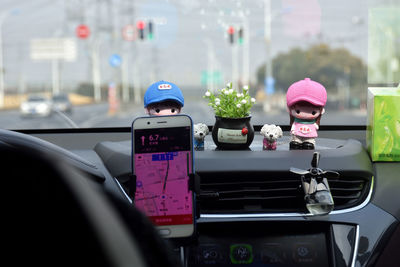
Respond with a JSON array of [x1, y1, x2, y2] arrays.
[[136, 20, 145, 40], [136, 20, 145, 30], [227, 26, 235, 44]]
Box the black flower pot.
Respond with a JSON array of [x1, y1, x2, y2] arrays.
[[212, 116, 254, 150]]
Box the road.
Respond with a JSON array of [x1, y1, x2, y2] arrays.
[[0, 100, 366, 130]]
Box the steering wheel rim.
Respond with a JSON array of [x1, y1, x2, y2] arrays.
[[2, 130, 180, 267]]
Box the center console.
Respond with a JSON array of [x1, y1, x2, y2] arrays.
[[187, 222, 356, 267]]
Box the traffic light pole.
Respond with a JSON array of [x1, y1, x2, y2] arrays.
[[232, 44, 239, 90], [242, 17, 250, 87]]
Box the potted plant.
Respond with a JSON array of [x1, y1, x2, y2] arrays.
[[204, 82, 256, 149]]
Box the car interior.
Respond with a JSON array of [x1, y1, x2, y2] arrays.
[[2, 0, 400, 267], [3, 123, 400, 267]]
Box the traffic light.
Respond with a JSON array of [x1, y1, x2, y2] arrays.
[[136, 20, 145, 40], [148, 21, 154, 40], [227, 26, 235, 44], [238, 28, 244, 45]]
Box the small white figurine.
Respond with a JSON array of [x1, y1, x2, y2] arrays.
[[193, 123, 209, 150], [260, 124, 283, 150]]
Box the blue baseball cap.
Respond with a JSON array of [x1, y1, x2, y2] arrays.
[[144, 80, 184, 107]]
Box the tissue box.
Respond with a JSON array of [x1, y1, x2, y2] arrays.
[[367, 87, 400, 161]]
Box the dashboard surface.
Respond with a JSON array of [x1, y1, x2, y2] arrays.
[[10, 128, 400, 267]]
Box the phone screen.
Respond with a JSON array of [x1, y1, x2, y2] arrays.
[[133, 126, 193, 229]]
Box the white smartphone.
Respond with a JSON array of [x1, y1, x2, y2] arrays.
[[132, 115, 195, 238]]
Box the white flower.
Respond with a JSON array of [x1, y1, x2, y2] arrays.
[[229, 89, 234, 94], [226, 82, 232, 88], [241, 99, 247, 104], [215, 98, 220, 103], [236, 103, 241, 108], [215, 101, 220, 106], [205, 91, 211, 97], [243, 85, 249, 91], [251, 98, 256, 103], [236, 93, 244, 98], [224, 90, 231, 95]]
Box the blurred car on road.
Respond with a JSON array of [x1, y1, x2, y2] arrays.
[[52, 93, 72, 113], [20, 95, 53, 117]]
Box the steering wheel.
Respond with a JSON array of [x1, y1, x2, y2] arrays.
[[1, 130, 180, 267]]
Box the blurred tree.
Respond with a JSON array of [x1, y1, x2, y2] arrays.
[[257, 44, 367, 99]]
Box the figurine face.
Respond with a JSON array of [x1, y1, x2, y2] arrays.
[[146, 101, 182, 116], [147, 106, 180, 116], [289, 102, 324, 120]]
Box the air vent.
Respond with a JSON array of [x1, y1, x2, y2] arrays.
[[198, 171, 371, 214]]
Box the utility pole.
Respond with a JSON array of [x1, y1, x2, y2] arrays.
[[264, 0, 274, 94], [52, 59, 60, 95], [0, 10, 18, 108], [121, 52, 129, 103], [205, 39, 215, 92], [91, 39, 101, 102], [92, 0, 102, 102], [128, 0, 141, 104]]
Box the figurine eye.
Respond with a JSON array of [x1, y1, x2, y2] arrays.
[[155, 109, 160, 113], [296, 110, 300, 114], [171, 109, 176, 113], [312, 111, 316, 115]]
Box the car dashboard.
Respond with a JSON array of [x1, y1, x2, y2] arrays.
[[7, 127, 400, 267]]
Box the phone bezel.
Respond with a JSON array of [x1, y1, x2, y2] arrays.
[[131, 114, 195, 238]]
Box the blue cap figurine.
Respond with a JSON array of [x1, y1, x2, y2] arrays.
[[144, 80, 184, 116]]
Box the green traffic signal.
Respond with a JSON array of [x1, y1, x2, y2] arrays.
[[148, 21, 153, 40], [238, 28, 243, 45]]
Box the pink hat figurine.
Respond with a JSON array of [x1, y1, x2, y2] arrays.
[[286, 78, 327, 150]]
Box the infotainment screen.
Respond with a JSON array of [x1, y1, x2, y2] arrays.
[[189, 222, 332, 267]]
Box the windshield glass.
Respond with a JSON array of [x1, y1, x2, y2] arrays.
[[0, 0, 398, 129], [26, 96, 47, 102], [52, 94, 69, 101]]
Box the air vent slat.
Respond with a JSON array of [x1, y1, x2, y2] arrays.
[[332, 192, 361, 199], [331, 187, 363, 191], [201, 180, 299, 186], [198, 172, 371, 214], [213, 188, 299, 195], [216, 196, 299, 201], [329, 180, 365, 184]]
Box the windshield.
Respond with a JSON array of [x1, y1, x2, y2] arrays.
[[26, 96, 47, 102], [52, 94, 69, 101], [0, 0, 398, 129]]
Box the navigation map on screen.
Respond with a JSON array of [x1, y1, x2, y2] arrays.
[[134, 127, 193, 226]]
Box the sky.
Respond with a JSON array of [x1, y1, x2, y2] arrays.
[[0, 0, 371, 93]]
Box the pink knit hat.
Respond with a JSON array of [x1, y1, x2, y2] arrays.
[[286, 78, 327, 107]]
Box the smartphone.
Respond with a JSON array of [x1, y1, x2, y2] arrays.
[[132, 115, 195, 238]]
